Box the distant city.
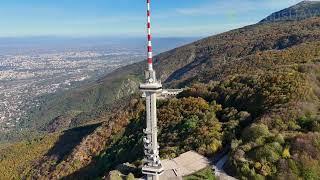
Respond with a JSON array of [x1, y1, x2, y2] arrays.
[[0, 49, 144, 131], [0, 37, 197, 131]]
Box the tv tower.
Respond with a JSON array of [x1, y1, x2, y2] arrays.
[[140, 0, 164, 179]]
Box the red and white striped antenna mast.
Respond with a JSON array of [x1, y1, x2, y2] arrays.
[[147, 0, 153, 71], [140, 0, 164, 179]]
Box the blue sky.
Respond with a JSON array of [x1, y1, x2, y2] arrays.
[[0, 0, 303, 38]]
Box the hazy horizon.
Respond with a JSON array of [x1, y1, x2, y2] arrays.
[[0, 0, 304, 37], [0, 36, 199, 55]]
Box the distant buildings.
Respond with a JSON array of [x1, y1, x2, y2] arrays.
[[0, 50, 144, 130]]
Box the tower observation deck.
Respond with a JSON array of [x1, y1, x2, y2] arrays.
[[140, 0, 164, 180]]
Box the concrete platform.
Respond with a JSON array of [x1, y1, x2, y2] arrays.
[[160, 151, 210, 179]]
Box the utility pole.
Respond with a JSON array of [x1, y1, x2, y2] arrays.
[[140, 0, 164, 180]]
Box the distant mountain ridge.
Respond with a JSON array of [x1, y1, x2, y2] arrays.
[[260, 0, 320, 23]]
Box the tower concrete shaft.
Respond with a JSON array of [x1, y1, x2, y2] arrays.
[[140, 67, 164, 179], [140, 0, 164, 180]]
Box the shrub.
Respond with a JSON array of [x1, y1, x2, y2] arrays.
[[109, 171, 122, 180], [302, 168, 318, 180], [126, 173, 135, 180], [181, 115, 199, 132], [253, 174, 265, 180], [242, 124, 270, 142], [231, 139, 242, 150], [282, 147, 291, 159], [274, 134, 285, 144], [298, 116, 314, 131], [260, 163, 272, 176], [251, 143, 282, 164], [254, 162, 262, 170], [241, 143, 253, 152], [207, 139, 222, 154], [240, 163, 251, 176]]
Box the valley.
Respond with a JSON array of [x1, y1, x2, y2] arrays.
[[0, 37, 197, 133], [0, 50, 144, 131]]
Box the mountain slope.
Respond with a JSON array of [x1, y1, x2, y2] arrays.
[[22, 39, 320, 178], [1, 3, 320, 180], [23, 12, 320, 132], [25, 17, 320, 178], [260, 1, 320, 23]]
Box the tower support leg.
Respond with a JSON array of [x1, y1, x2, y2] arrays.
[[147, 174, 159, 180]]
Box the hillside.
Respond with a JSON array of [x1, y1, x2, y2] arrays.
[[1, 2, 320, 179], [260, 1, 320, 23], [17, 2, 320, 133], [22, 1, 320, 132]]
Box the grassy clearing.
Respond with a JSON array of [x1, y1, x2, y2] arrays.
[[183, 167, 216, 180]]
